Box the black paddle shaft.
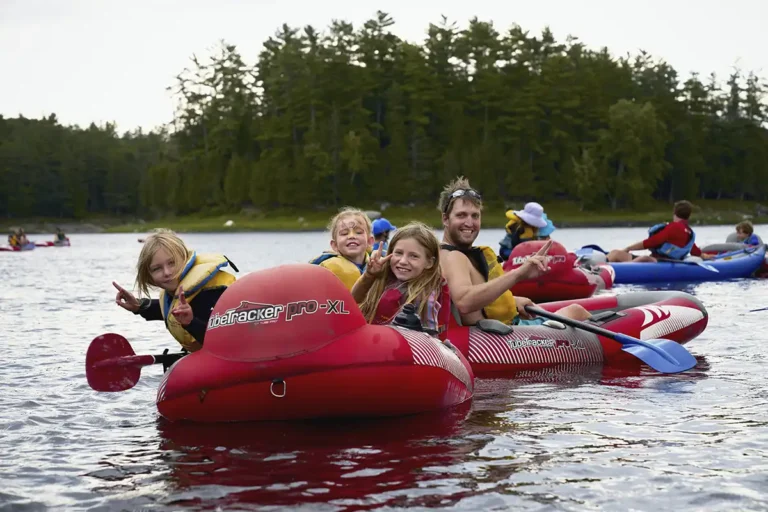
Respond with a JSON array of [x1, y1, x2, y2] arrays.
[[525, 306, 620, 341]]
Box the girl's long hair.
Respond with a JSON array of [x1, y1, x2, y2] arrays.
[[135, 228, 190, 298], [359, 222, 443, 324]]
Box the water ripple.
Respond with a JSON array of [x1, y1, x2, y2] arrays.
[[2, 228, 768, 510]]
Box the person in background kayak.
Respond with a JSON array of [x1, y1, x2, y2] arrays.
[[112, 229, 237, 353], [17, 228, 29, 247], [498, 202, 547, 261], [8, 229, 19, 248], [371, 217, 396, 255], [733, 221, 762, 245], [54, 227, 68, 243], [607, 200, 714, 263], [310, 207, 373, 290], [353, 222, 445, 333], [439, 176, 591, 327]]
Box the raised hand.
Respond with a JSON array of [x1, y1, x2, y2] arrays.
[[366, 243, 392, 277], [516, 239, 553, 281], [171, 286, 193, 326], [113, 281, 140, 313]]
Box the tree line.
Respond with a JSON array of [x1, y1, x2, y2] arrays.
[[1, 11, 766, 219]]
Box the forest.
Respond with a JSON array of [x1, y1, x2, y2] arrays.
[[1, 12, 766, 219]]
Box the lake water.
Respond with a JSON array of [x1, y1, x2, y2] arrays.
[[2, 225, 767, 511]]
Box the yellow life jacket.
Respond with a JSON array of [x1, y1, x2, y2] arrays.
[[505, 211, 538, 240], [441, 244, 518, 325], [309, 252, 369, 290], [8, 234, 18, 247], [158, 252, 236, 352]]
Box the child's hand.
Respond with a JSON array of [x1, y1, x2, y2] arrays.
[[171, 286, 194, 326], [366, 243, 392, 277], [113, 281, 140, 313]]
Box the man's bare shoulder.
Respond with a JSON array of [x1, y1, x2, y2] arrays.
[[440, 248, 472, 274], [440, 247, 470, 263]]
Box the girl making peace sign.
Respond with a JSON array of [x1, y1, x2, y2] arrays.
[[112, 229, 237, 353], [351, 222, 446, 333]]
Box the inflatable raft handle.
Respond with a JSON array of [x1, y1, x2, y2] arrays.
[[524, 306, 697, 374], [270, 378, 286, 398]]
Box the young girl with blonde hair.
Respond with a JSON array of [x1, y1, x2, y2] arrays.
[[112, 229, 237, 352], [352, 222, 446, 333], [310, 207, 374, 290]]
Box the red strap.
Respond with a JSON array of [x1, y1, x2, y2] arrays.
[[437, 281, 452, 340], [373, 287, 404, 325]]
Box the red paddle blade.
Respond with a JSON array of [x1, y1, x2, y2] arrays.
[[86, 333, 142, 392]]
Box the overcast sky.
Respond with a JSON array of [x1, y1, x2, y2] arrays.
[[0, 0, 765, 132]]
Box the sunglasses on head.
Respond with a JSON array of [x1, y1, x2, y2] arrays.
[[444, 189, 482, 213]]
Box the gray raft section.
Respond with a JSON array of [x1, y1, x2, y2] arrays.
[[725, 233, 763, 244], [612, 290, 707, 316], [702, 242, 763, 253]]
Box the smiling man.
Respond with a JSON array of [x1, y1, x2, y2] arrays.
[[438, 176, 591, 327]]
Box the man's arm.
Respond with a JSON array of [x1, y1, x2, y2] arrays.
[[690, 244, 714, 259], [641, 225, 673, 250], [442, 250, 524, 315], [624, 226, 670, 252]]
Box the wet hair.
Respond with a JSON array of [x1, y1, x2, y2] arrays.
[[359, 222, 443, 325], [673, 200, 694, 220], [135, 228, 190, 298], [736, 220, 754, 235], [437, 176, 483, 216], [327, 207, 372, 240]]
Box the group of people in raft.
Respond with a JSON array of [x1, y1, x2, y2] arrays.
[[6, 227, 68, 248], [111, 176, 763, 359]]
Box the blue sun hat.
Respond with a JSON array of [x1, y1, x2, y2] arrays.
[[538, 213, 556, 237]]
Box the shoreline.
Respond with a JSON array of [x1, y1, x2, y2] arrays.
[[2, 199, 764, 235], [2, 215, 764, 235]]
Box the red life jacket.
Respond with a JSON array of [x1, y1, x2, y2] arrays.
[[372, 281, 452, 340]]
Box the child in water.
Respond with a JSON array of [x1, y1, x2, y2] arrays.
[[352, 222, 445, 333], [310, 207, 373, 290], [112, 229, 237, 353]]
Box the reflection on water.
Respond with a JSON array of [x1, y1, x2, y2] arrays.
[[154, 404, 476, 510], [1, 229, 768, 510]]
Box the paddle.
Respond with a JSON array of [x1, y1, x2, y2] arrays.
[[579, 244, 608, 254], [678, 258, 719, 273], [749, 307, 768, 313], [524, 306, 697, 374], [86, 333, 185, 392]]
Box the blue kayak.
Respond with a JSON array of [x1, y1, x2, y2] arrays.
[[575, 244, 766, 284]]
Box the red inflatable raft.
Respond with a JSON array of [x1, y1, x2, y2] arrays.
[[0, 242, 35, 252], [448, 289, 707, 375], [157, 264, 474, 423], [502, 240, 614, 302]]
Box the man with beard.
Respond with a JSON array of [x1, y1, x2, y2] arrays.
[[439, 176, 592, 327]]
